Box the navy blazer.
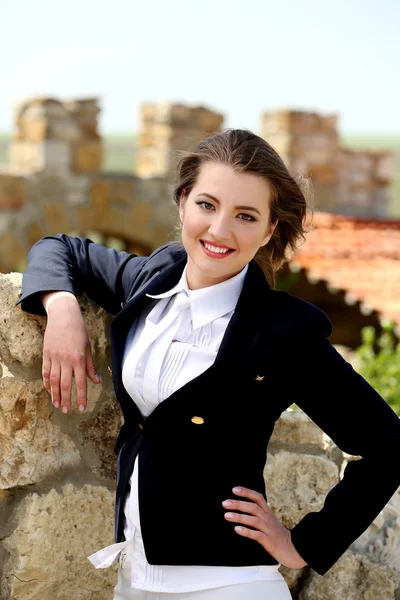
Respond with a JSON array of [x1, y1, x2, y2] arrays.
[[16, 234, 400, 576]]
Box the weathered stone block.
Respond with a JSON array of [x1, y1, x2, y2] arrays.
[[264, 449, 339, 529], [0, 234, 27, 273], [308, 164, 338, 185], [126, 201, 152, 236], [108, 177, 135, 206], [136, 102, 223, 179], [312, 181, 340, 212], [17, 117, 48, 142], [9, 140, 70, 174], [299, 550, 398, 599], [89, 179, 110, 229], [65, 98, 101, 140], [25, 220, 45, 247], [0, 369, 80, 488], [0, 174, 26, 209], [0, 272, 45, 364], [1, 484, 117, 600], [15, 97, 81, 142], [269, 409, 339, 456], [40, 140, 70, 171], [71, 140, 102, 173], [25, 172, 67, 207], [351, 487, 400, 574], [78, 396, 122, 480], [66, 175, 90, 206], [374, 152, 395, 183], [42, 200, 70, 232]]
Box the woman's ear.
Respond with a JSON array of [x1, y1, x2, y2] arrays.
[[261, 218, 279, 247], [178, 189, 186, 223]]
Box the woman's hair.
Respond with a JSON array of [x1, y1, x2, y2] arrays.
[[172, 128, 314, 289]]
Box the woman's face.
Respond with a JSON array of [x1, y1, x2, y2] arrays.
[[179, 162, 278, 290]]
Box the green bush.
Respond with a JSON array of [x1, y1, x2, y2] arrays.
[[355, 320, 400, 416]]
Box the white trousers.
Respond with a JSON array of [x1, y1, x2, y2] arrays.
[[113, 556, 293, 600]]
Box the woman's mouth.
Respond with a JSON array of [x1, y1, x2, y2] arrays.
[[200, 240, 235, 259]]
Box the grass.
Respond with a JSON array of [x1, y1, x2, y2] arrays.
[[1, 133, 399, 216]]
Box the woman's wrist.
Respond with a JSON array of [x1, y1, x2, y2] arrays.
[[40, 291, 77, 314]]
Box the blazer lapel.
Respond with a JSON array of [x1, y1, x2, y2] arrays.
[[110, 253, 273, 425], [213, 258, 273, 371], [110, 254, 188, 422], [111, 253, 187, 349], [143, 258, 274, 430]]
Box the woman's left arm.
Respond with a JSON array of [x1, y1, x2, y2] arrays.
[[281, 313, 400, 574], [223, 308, 400, 574]]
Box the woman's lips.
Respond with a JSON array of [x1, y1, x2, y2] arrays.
[[200, 240, 235, 259]]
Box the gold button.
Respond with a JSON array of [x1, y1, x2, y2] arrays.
[[191, 416, 204, 425], [107, 366, 113, 377], [139, 423, 144, 430]]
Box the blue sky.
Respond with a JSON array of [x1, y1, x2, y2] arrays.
[[1, 0, 399, 135]]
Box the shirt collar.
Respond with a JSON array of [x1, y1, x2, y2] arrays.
[[146, 262, 249, 330]]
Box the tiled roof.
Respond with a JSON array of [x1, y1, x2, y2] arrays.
[[290, 212, 400, 329]]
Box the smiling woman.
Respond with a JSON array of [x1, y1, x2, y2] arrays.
[[177, 163, 278, 288], [16, 128, 400, 600], [173, 129, 312, 290]]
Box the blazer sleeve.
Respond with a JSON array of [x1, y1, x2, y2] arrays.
[[15, 233, 149, 316], [288, 308, 400, 576]]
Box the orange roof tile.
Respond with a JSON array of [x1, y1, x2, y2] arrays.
[[290, 212, 400, 328]]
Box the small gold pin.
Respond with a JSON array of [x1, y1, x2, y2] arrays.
[[255, 375, 265, 382], [191, 416, 205, 425]]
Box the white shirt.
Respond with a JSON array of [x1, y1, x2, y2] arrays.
[[88, 262, 283, 592]]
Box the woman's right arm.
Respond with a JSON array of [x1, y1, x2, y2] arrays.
[[16, 233, 149, 316], [16, 234, 150, 413]]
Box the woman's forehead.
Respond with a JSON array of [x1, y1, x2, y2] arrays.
[[193, 162, 272, 206]]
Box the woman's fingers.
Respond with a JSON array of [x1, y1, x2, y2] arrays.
[[42, 355, 51, 396], [230, 487, 270, 512], [224, 511, 267, 531], [75, 355, 91, 412], [86, 345, 100, 386], [222, 498, 265, 517], [49, 362, 61, 409], [60, 363, 73, 413]]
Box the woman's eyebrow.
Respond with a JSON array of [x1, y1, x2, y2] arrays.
[[196, 193, 262, 216]]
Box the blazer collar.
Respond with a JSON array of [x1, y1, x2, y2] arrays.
[[111, 252, 274, 430], [111, 252, 273, 402], [146, 262, 249, 330], [113, 252, 271, 341]]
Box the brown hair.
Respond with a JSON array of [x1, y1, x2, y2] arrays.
[[172, 128, 313, 289]]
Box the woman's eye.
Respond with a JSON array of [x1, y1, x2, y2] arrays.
[[197, 201, 214, 210], [238, 213, 255, 222]]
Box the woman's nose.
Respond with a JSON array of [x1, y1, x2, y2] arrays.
[[208, 216, 231, 239]]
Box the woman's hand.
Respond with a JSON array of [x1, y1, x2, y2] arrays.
[[222, 486, 308, 569], [41, 293, 101, 414]]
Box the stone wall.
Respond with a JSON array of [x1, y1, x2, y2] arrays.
[[261, 109, 394, 216], [9, 97, 102, 175], [0, 97, 224, 275], [0, 98, 396, 275], [135, 102, 224, 179], [1, 273, 399, 599]]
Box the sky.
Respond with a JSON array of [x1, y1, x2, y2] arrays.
[[1, 0, 399, 135]]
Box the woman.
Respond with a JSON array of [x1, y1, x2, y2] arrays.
[[16, 129, 400, 599]]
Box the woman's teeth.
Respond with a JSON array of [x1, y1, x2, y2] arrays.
[[203, 242, 231, 254]]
